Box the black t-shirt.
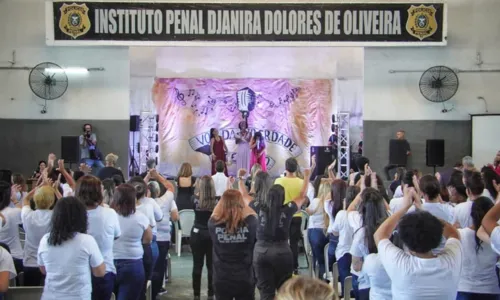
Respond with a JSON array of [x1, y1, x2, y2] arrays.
[[208, 215, 258, 285], [193, 197, 217, 230], [97, 167, 124, 182], [255, 201, 298, 242]]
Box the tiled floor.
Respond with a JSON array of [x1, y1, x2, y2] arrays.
[[161, 247, 309, 300]]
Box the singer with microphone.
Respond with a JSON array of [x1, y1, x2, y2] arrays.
[[250, 131, 267, 172], [79, 123, 104, 172]]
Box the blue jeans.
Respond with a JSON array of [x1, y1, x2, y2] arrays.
[[328, 234, 339, 270], [337, 253, 352, 297], [152, 241, 170, 299], [92, 272, 116, 300], [308, 228, 329, 280], [114, 259, 145, 300], [81, 158, 104, 174], [456, 292, 500, 300]]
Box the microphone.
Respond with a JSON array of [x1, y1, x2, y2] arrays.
[[237, 87, 256, 119]]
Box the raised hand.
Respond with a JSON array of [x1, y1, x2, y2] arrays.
[[370, 172, 377, 188], [303, 168, 311, 179], [238, 168, 247, 178], [57, 159, 65, 171]]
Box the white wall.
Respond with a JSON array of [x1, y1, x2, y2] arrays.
[[0, 0, 130, 120], [365, 0, 500, 121]]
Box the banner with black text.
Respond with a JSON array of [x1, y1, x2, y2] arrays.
[[49, 1, 446, 46]]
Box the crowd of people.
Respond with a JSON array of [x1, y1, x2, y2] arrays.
[[0, 146, 499, 300]]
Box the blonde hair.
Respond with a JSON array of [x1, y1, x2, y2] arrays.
[[178, 163, 193, 178], [315, 180, 332, 231], [105, 153, 119, 166], [33, 186, 56, 210], [276, 276, 334, 300]]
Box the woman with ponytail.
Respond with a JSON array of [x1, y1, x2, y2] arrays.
[[457, 196, 500, 299], [306, 179, 332, 281]]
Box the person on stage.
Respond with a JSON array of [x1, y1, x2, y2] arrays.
[[250, 131, 267, 172], [210, 128, 228, 176], [80, 123, 104, 172], [384, 130, 411, 180], [235, 121, 251, 171]]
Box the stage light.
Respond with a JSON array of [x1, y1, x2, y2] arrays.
[[45, 67, 89, 74], [331, 115, 336, 124]]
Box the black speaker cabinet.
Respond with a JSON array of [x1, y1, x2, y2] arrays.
[[310, 146, 335, 179], [389, 139, 409, 166], [426, 139, 445, 167], [61, 136, 80, 163], [130, 115, 140, 132]]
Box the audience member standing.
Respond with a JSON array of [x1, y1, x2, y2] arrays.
[[111, 184, 152, 300], [212, 160, 229, 197], [75, 176, 121, 300], [191, 176, 218, 300], [0, 181, 23, 277], [176, 163, 196, 211], [254, 169, 310, 300], [454, 171, 484, 228], [374, 193, 463, 300], [482, 166, 500, 202], [97, 153, 124, 182], [457, 197, 500, 299], [38, 196, 106, 300], [209, 189, 258, 300], [129, 176, 163, 300], [447, 170, 468, 205], [21, 186, 54, 286], [275, 276, 334, 300], [146, 170, 178, 299], [274, 158, 305, 274]]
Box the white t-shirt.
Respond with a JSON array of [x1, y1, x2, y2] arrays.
[[307, 183, 315, 205], [324, 200, 335, 234], [363, 253, 392, 300], [62, 183, 74, 197], [350, 227, 370, 290], [21, 207, 53, 267], [38, 233, 104, 300], [87, 206, 121, 274], [155, 191, 177, 242], [453, 200, 473, 228], [0, 207, 23, 259], [212, 172, 229, 197], [347, 211, 362, 232], [491, 226, 500, 255], [331, 210, 353, 260], [457, 228, 500, 294], [307, 198, 326, 229], [138, 197, 163, 236], [420, 202, 455, 254], [0, 247, 16, 279], [378, 238, 463, 300], [390, 197, 417, 214], [113, 212, 150, 260]]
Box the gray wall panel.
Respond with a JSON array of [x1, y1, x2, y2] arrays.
[[0, 119, 129, 178], [364, 120, 471, 176]]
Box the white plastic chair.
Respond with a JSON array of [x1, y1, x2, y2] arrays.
[[5, 286, 43, 300], [323, 243, 334, 282], [344, 276, 353, 300], [146, 280, 152, 300], [331, 262, 340, 298], [175, 209, 195, 256]]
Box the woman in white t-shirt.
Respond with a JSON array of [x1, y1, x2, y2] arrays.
[[38, 196, 106, 300], [374, 188, 463, 300], [146, 170, 178, 299], [306, 179, 331, 280], [111, 184, 152, 300], [75, 175, 121, 300], [21, 185, 54, 286], [329, 185, 358, 298], [457, 197, 500, 299], [0, 181, 23, 280], [129, 176, 163, 300]]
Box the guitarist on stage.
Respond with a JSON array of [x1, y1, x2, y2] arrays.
[[80, 123, 104, 172]]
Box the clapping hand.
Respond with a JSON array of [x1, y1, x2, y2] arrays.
[[238, 168, 247, 178], [79, 163, 92, 174]]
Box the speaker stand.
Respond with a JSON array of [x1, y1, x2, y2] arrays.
[[129, 132, 139, 176]]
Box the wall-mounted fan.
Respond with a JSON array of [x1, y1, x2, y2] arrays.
[[419, 66, 459, 103], [29, 62, 69, 101]]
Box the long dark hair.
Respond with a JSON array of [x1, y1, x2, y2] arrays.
[[253, 132, 265, 150], [0, 181, 11, 211], [471, 196, 494, 253], [331, 179, 347, 218], [252, 171, 273, 207], [482, 166, 500, 199], [210, 128, 216, 140], [364, 174, 390, 202], [260, 185, 285, 237], [358, 188, 389, 254], [48, 197, 88, 246]]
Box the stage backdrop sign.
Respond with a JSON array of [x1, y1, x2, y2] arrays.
[[152, 78, 332, 177], [47, 2, 447, 46]]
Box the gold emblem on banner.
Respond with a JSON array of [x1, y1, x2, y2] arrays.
[[406, 5, 438, 41], [59, 3, 91, 39]]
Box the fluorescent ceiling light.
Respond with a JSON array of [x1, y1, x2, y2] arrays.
[[45, 67, 89, 74]]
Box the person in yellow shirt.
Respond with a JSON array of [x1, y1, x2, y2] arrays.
[[275, 158, 304, 274]]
